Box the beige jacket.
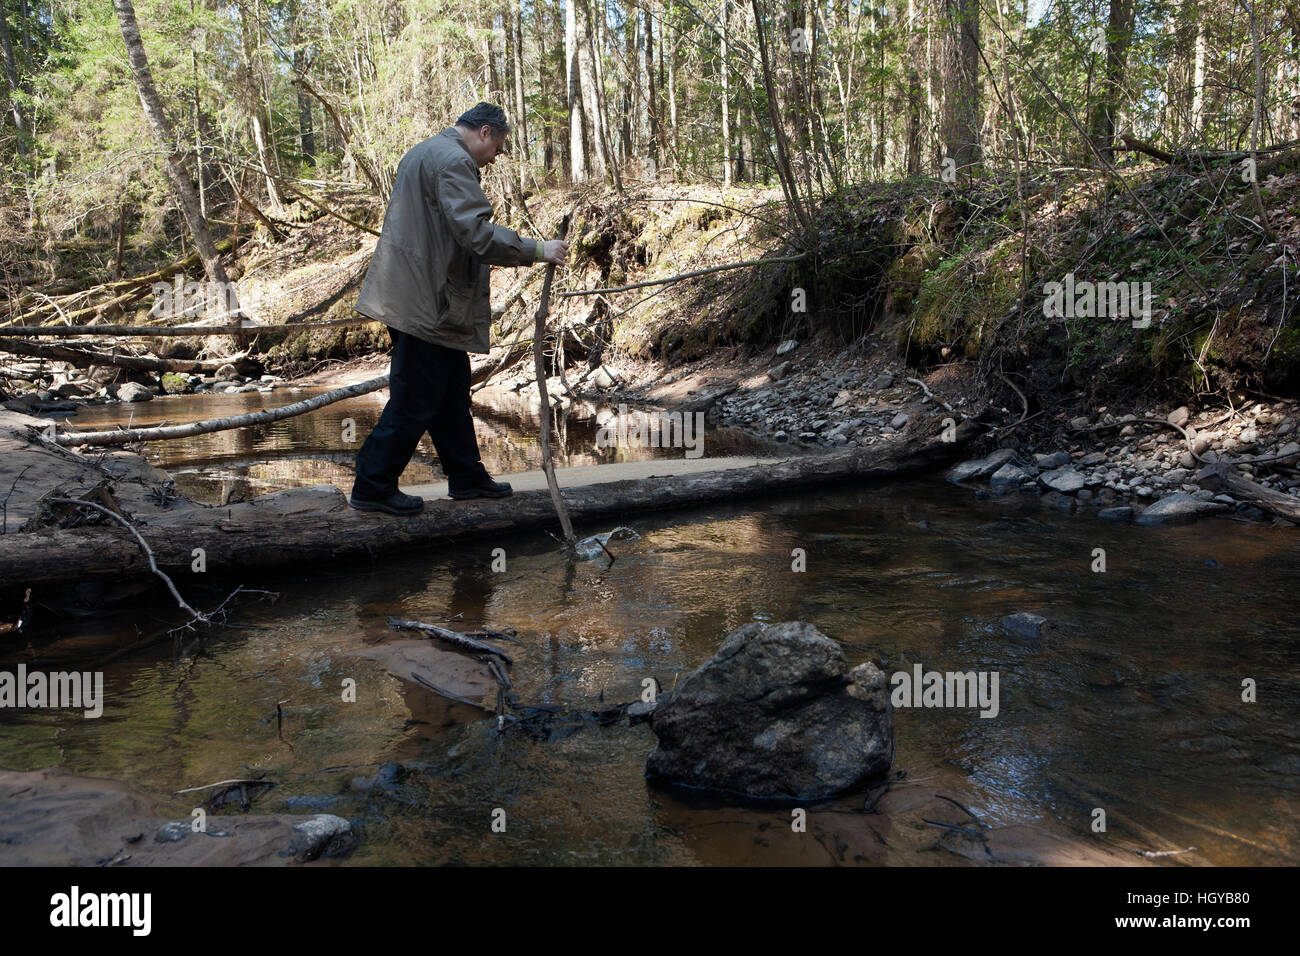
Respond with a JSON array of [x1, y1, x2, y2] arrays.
[[354, 127, 541, 353]]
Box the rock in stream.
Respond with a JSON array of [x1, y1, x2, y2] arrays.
[[646, 621, 893, 802]]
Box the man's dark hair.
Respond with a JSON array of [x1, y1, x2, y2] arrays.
[[456, 102, 509, 137]]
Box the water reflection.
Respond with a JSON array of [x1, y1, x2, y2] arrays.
[[3, 479, 1296, 865], [67, 387, 773, 504]]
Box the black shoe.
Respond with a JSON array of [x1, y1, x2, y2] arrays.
[[349, 489, 424, 515], [448, 479, 513, 500]]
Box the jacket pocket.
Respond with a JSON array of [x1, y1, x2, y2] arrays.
[[440, 280, 477, 337]]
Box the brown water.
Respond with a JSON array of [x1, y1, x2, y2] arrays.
[[3, 395, 1298, 865], [64, 387, 770, 504]]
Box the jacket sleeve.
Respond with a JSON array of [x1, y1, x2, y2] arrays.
[[433, 156, 541, 267]]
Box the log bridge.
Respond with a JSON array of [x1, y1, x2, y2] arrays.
[[0, 419, 983, 600]]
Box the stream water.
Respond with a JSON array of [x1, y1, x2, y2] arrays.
[[63, 386, 769, 504], [3, 389, 1297, 865]]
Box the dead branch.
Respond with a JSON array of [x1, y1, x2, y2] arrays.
[[173, 777, 275, 795], [534, 211, 577, 547], [386, 616, 513, 663], [0, 336, 251, 373], [559, 254, 806, 298], [46, 497, 206, 621], [1, 317, 379, 337], [906, 376, 956, 414], [46, 375, 389, 447], [278, 180, 381, 237], [410, 672, 494, 711], [5, 237, 241, 326]]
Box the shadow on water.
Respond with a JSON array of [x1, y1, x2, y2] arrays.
[[3, 467, 1297, 865]]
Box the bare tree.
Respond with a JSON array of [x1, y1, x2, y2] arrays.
[[112, 0, 239, 305]]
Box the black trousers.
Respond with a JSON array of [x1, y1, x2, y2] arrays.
[[351, 327, 491, 500]]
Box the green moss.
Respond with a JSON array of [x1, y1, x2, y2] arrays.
[[160, 372, 190, 394]]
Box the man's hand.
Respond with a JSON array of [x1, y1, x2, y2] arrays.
[[541, 239, 569, 265]]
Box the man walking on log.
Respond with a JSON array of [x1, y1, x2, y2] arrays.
[[349, 102, 568, 515]]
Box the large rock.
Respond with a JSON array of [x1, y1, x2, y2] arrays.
[[768, 360, 792, 382], [1136, 492, 1229, 526], [645, 621, 892, 802], [1039, 467, 1086, 494], [989, 462, 1030, 494], [1033, 451, 1071, 470], [946, 448, 1016, 484], [116, 382, 154, 403]]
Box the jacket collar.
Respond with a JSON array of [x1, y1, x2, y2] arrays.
[[445, 126, 472, 157], [443, 126, 481, 179]]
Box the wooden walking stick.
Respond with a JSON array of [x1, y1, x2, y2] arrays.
[[532, 210, 576, 549]]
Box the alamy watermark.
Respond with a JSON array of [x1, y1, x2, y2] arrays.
[[150, 277, 242, 320], [50, 886, 150, 935], [1042, 273, 1153, 328], [890, 663, 1000, 719], [0, 665, 104, 718], [594, 404, 706, 459]]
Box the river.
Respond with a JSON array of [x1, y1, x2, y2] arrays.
[[3, 388, 1297, 865]]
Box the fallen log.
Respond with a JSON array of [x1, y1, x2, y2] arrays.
[[46, 375, 390, 447], [0, 419, 983, 594], [5, 237, 241, 326], [1117, 133, 1300, 167], [1197, 462, 1300, 524], [277, 180, 381, 237], [0, 336, 253, 374], [0, 317, 381, 337]]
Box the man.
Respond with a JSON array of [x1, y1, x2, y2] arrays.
[[349, 103, 568, 516]]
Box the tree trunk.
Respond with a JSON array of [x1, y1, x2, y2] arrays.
[[0, 336, 251, 374], [721, 0, 731, 185], [580, 0, 609, 180], [645, 7, 658, 173], [112, 201, 129, 282], [293, 47, 315, 165], [112, 0, 239, 316], [1191, 12, 1207, 139], [667, 5, 679, 166], [565, 0, 587, 180], [0, 422, 982, 593], [250, 112, 284, 213], [0, 7, 28, 155], [905, 0, 923, 175], [1089, 0, 1136, 164], [939, 0, 980, 174], [511, 2, 529, 188], [537, 8, 554, 173]]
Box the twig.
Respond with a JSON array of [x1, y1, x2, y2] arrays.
[[46, 497, 206, 622], [387, 617, 513, 663], [906, 376, 956, 413], [411, 672, 493, 711], [997, 371, 1030, 428], [558, 254, 806, 297], [922, 818, 986, 838], [173, 777, 273, 795], [1136, 846, 1198, 859]]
